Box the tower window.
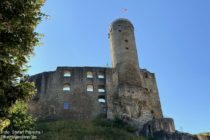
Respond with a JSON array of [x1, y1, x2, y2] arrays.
[[87, 85, 93, 92], [126, 47, 129, 50], [87, 71, 93, 78], [63, 84, 70, 92], [64, 70, 71, 77], [64, 102, 70, 109], [125, 39, 128, 43]]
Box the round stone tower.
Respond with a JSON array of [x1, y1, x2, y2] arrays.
[[109, 18, 141, 86]]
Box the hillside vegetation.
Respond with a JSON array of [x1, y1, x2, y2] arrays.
[[35, 116, 152, 140]]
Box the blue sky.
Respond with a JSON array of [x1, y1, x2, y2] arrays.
[[29, 0, 210, 134]]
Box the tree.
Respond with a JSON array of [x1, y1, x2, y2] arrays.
[[6, 101, 35, 131], [0, 0, 45, 131]]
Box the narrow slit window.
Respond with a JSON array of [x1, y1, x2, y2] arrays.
[[64, 70, 71, 77], [87, 85, 93, 92]]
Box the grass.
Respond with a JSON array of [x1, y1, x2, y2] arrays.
[[35, 116, 152, 140], [195, 132, 210, 136]]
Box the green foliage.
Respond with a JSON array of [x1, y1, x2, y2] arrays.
[[0, 0, 45, 131], [36, 120, 149, 140], [195, 132, 210, 136], [93, 115, 138, 133], [6, 101, 35, 131]]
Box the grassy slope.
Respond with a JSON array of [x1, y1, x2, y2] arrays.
[[36, 120, 151, 140], [195, 132, 210, 139], [197, 132, 210, 136]]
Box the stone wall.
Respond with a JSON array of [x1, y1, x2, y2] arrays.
[[29, 67, 111, 120], [106, 18, 163, 131], [29, 19, 164, 134], [29, 66, 162, 125], [106, 69, 163, 130]]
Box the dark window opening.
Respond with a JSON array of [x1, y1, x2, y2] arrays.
[[144, 73, 149, 78], [118, 30, 121, 32], [126, 47, 129, 50], [148, 125, 152, 134], [125, 39, 128, 43]]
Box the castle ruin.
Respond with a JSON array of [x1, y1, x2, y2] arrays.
[[29, 19, 209, 140]]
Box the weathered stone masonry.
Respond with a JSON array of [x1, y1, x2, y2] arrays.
[[29, 19, 163, 124], [29, 19, 209, 140], [29, 66, 160, 123]]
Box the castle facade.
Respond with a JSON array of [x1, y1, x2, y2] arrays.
[[29, 19, 208, 140]]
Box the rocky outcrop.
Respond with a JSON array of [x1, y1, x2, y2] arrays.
[[140, 118, 210, 140]]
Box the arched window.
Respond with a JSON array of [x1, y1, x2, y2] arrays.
[[63, 84, 70, 92], [98, 73, 104, 79], [98, 85, 105, 92], [64, 70, 71, 77], [87, 71, 93, 78], [98, 95, 106, 103], [87, 85, 93, 92], [98, 98, 106, 103]]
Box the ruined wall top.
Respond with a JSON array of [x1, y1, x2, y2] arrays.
[[109, 18, 134, 32]]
